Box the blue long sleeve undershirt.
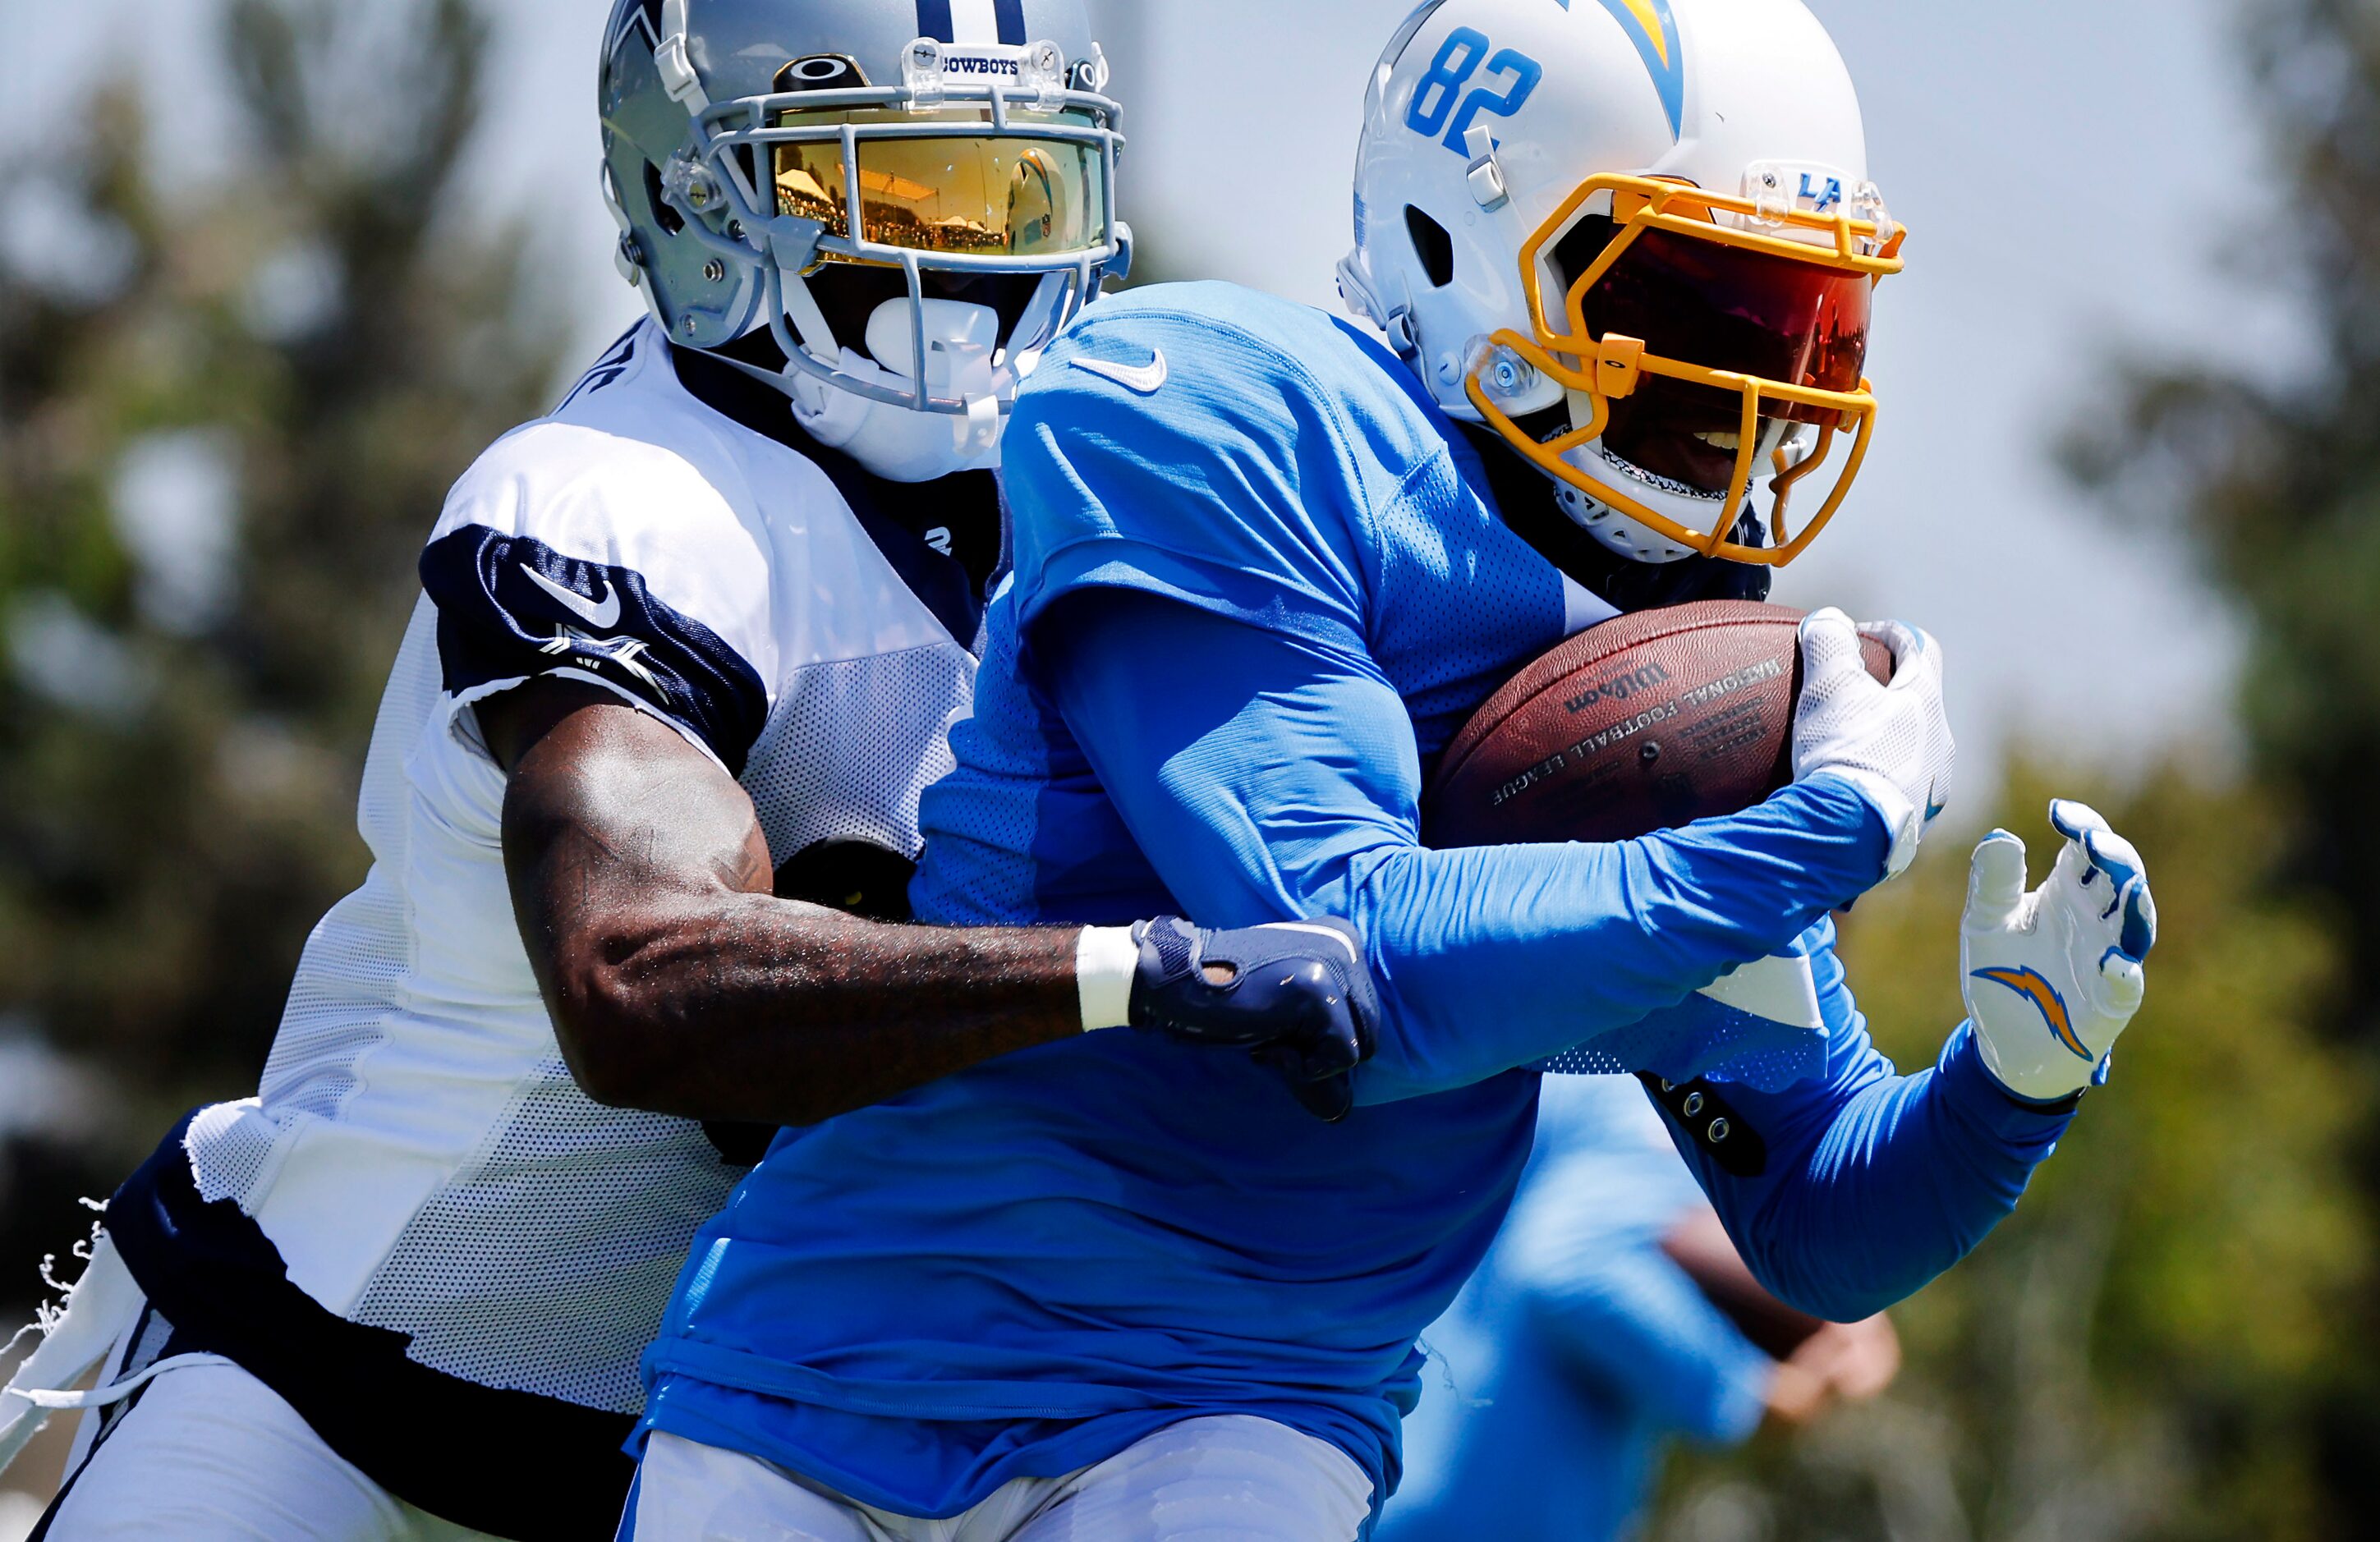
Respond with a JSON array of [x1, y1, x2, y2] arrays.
[[1663, 987, 2074, 1319], [1042, 591, 2076, 1319], [1042, 590, 1891, 1104]]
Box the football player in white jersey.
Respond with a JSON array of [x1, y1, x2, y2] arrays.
[[0, 4, 1376, 1539]]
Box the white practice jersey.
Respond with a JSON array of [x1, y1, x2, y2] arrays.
[[172, 321, 977, 1416]]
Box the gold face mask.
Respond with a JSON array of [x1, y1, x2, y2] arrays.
[[1468, 174, 1905, 567], [770, 105, 1108, 264]]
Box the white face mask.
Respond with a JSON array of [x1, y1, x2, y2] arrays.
[[789, 296, 1004, 484]]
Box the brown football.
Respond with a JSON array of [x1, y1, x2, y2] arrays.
[[1425, 601, 1894, 849]]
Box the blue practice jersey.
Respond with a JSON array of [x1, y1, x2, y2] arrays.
[[636, 284, 2076, 1521]]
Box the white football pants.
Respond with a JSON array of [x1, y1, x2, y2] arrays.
[[624, 1417, 1375, 1542], [40, 1359, 500, 1542]]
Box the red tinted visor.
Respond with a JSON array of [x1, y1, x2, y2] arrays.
[[1580, 227, 1872, 428]]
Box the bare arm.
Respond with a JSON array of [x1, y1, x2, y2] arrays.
[[1659, 1207, 1828, 1361], [480, 678, 1082, 1127], [1661, 1204, 1900, 1428]]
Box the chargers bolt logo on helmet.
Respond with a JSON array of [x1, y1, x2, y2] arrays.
[[1583, 0, 1687, 139], [1342, 0, 1905, 568], [599, 0, 1130, 482]]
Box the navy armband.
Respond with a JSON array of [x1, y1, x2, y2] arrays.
[[420, 525, 770, 773]]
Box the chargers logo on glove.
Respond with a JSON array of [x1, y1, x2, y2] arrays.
[[1969, 966, 2091, 1062], [1961, 800, 2158, 1103]]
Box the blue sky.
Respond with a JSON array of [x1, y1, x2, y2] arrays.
[[2, 0, 2298, 787]]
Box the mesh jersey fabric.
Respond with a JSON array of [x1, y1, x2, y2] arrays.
[[170, 318, 978, 1418], [1531, 923, 1834, 1091], [635, 285, 1921, 1521]]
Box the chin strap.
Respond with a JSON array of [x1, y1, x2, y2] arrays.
[[655, 0, 710, 112], [1588, 507, 1773, 611]]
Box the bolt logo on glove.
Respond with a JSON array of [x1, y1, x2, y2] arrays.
[[1961, 801, 2158, 1103], [1970, 966, 2093, 1062], [1128, 919, 1381, 1124]]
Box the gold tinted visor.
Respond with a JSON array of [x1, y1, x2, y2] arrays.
[[771, 107, 1107, 262]]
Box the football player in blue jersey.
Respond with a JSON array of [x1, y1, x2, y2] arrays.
[[1380, 1074, 1902, 1542], [627, 1, 2161, 1538], [0, 5, 1372, 1540]]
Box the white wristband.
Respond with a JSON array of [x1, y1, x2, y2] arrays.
[[1075, 926, 1140, 1033]]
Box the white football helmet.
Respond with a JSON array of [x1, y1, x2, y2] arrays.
[[1339, 0, 1903, 566], [601, 0, 1130, 481]]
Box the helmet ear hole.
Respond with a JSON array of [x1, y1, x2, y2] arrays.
[[1406, 206, 1456, 288], [643, 162, 686, 236]]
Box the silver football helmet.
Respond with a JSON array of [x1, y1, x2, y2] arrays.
[[600, 0, 1129, 480]]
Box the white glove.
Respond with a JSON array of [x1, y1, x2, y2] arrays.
[[1961, 801, 2157, 1102], [1793, 608, 1955, 878]]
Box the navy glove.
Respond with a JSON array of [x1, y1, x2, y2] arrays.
[[1128, 919, 1380, 1122]]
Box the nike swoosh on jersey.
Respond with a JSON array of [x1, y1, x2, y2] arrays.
[[1071, 350, 1169, 395], [521, 564, 623, 631]]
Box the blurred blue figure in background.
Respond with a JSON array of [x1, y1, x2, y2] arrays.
[[1382, 1076, 1901, 1541]]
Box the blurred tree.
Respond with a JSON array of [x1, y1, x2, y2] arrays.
[[1654, 768, 2370, 1542], [2059, 0, 2380, 1519], [0, 0, 566, 1301]]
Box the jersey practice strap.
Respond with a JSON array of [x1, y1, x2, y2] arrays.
[[103, 1113, 640, 1541]]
